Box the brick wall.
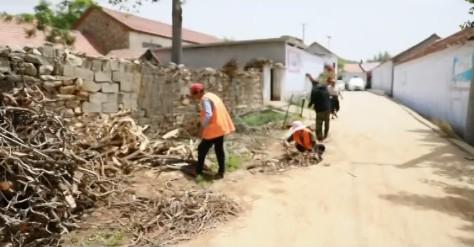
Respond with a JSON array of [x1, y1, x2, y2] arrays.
[[76, 9, 130, 54]]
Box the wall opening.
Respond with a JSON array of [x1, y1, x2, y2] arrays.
[[270, 68, 281, 101]]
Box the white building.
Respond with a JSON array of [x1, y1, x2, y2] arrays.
[[148, 36, 336, 102], [392, 28, 474, 143], [372, 34, 440, 95]]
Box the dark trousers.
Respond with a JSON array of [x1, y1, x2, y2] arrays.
[[316, 111, 330, 141], [197, 136, 225, 175], [331, 97, 340, 112]]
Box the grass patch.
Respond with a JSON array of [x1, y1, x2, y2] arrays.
[[83, 230, 127, 247], [241, 110, 286, 127], [226, 153, 243, 172]]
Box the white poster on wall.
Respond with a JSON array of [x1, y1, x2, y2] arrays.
[[287, 46, 302, 73]]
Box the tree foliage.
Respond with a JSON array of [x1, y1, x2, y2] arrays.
[[461, 0, 474, 29], [34, 0, 96, 30], [27, 0, 95, 45], [367, 51, 391, 63]]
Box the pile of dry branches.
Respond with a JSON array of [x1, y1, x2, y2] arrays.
[[0, 87, 83, 246], [0, 85, 237, 246], [110, 189, 240, 246]]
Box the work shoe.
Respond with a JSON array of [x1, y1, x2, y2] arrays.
[[215, 173, 224, 180]]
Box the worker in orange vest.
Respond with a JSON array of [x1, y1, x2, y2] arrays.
[[189, 83, 235, 179], [285, 121, 325, 160]]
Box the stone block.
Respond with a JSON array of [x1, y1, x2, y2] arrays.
[[39, 65, 54, 75], [103, 60, 119, 71], [0, 58, 11, 73], [89, 93, 107, 103], [106, 93, 118, 103], [39, 45, 55, 58], [121, 92, 138, 110], [81, 80, 101, 92], [25, 54, 48, 65], [82, 102, 102, 113], [19, 62, 37, 76], [102, 101, 118, 113], [59, 85, 77, 95], [95, 71, 112, 82], [62, 64, 75, 77], [40, 75, 57, 81], [76, 68, 94, 81], [91, 60, 103, 72], [101, 82, 119, 93]]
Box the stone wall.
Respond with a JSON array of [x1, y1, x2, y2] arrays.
[[138, 64, 263, 130], [0, 45, 264, 129]]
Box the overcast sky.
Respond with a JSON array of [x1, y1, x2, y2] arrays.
[[3, 0, 472, 60]]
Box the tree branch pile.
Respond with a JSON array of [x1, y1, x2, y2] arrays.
[[0, 85, 239, 246]]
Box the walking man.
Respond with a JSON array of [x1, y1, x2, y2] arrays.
[[189, 83, 235, 179], [306, 76, 331, 141]]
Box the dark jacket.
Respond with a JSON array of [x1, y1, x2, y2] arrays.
[[308, 85, 331, 112]]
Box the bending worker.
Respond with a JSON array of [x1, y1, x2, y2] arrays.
[[285, 121, 326, 160], [189, 83, 235, 179]]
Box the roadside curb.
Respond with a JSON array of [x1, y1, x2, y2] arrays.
[[368, 91, 474, 157]]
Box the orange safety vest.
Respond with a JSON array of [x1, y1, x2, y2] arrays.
[[200, 92, 235, 140], [292, 128, 314, 151]]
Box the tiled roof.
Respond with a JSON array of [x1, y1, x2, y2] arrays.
[[398, 28, 474, 64], [0, 19, 47, 48], [392, 34, 441, 63], [360, 62, 380, 72], [78, 7, 220, 44], [0, 19, 102, 57], [343, 63, 364, 73], [106, 48, 147, 59]]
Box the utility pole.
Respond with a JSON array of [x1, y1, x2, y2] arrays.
[[301, 23, 308, 43], [171, 0, 182, 64], [327, 35, 332, 49]]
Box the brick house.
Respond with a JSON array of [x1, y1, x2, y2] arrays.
[[74, 7, 221, 56]]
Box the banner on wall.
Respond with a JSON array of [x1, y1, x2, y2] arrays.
[[453, 54, 474, 87], [287, 47, 302, 73]]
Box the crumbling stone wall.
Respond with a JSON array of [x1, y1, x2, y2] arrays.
[[0, 45, 264, 129], [138, 64, 263, 131]]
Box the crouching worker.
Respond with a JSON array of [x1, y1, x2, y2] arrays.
[[189, 83, 235, 179], [285, 121, 325, 160]]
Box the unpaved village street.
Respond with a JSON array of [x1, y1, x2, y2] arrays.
[[185, 92, 474, 247]]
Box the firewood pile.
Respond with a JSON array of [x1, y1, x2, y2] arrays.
[[0, 85, 239, 246]]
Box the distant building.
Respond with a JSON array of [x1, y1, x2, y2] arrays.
[[146, 36, 337, 102], [372, 34, 441, 95], [74, 7, 220, 56], [306, 41, 338, 73], [341, 63, 366, 82]]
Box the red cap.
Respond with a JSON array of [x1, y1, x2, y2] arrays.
[[190, 83, 204, 95]]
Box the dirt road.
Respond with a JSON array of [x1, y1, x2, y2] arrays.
[[184, 92, 474, 247]]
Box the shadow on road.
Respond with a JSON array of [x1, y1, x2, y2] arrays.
[[375, 128, 474, 245]]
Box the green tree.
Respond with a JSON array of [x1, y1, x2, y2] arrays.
[[461, 0, 474, 29], [367, 51, 391, 63], [107, 0, 183, 64]]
